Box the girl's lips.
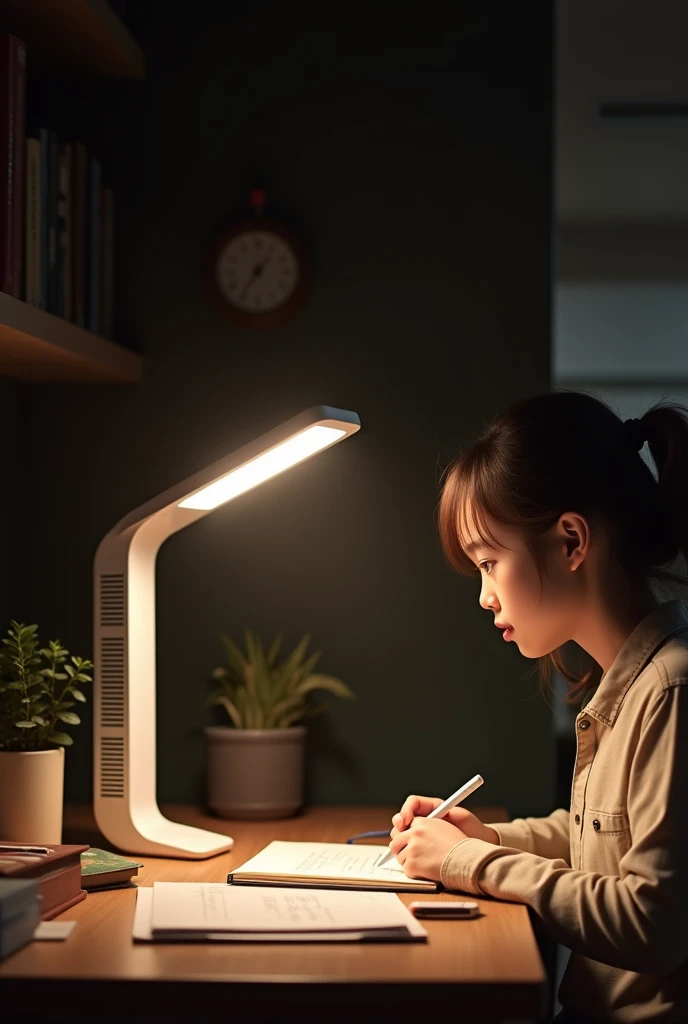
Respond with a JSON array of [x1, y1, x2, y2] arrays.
[[503, 627, 514, 641]]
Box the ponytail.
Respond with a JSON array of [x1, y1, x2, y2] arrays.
[[644, 403, 688, 575]]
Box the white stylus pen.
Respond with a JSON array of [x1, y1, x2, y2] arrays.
[[377, 773, 485, 868]]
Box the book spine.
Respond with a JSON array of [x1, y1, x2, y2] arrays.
[[0, 903, 40, 958], [47, 130, 58, 313], [56, 140, 73, 320], [36, 862, 83, 919], [87, 156, 102, 333], [12, 37, 25, 300], [0, 34, 25, 297], [38, 126, 49, 309], [41, 887, 86, 921], [72, 140, 87, 327], [0, 35, 11, 294], [102, 185, 114, 338], [24, 137, 40, 306]]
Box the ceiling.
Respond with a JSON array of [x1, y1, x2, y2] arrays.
[[557, 0, 688, 220]]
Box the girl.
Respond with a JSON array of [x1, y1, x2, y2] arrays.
[[388, 390, 688, 1024]]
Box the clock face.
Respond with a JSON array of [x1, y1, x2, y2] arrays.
[[215, 229, 300, 314]]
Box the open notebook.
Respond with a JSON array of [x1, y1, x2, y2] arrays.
[[132, 882, 428, 942], [227, 841, 439, 892]]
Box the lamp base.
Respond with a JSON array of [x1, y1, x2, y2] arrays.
[[95, 803, 234, 859]]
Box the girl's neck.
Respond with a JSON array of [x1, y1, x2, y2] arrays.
[[574, 585, 659, 677]]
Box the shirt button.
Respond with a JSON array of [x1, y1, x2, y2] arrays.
[[592, 819, 601, 831], [579, 719, 590, 730], [574, 814, 580, 824]]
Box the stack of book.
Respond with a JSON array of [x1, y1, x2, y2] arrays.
[[0, 842, 88, 920], [0, 31, 115, 336], [0, 878, 40, 960]]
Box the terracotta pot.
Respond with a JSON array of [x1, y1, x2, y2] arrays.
[[204, 725, 306, 820], [0, 747, 65, 843]]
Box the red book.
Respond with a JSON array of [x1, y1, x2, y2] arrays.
[[0, 33, 26, 297], [37, 863, 87, 920], [0, 842, 88, 920], [43, 886, 87, 920]]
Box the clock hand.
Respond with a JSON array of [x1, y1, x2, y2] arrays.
[[258, 246, 275, 272], [239, 247, 276, 302]]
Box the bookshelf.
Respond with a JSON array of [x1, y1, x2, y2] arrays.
[[0, 292, 141, 382], [0, 0, 145, 79], [0, 1, 145, 382]]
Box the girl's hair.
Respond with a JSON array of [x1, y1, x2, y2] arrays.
[[437, 390, 688, 704]]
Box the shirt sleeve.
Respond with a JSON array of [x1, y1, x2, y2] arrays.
[[488, 808, 570, 864], [441, 685, 688, 976]]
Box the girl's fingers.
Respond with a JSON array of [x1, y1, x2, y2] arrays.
[[392, 795, 444, 835]]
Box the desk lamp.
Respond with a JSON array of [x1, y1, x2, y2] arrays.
[[93, 406, 361, 858]]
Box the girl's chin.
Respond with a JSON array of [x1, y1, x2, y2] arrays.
[[513, 638, 549, 659]]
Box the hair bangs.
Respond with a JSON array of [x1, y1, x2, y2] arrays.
[[438, 453, 504, 576]]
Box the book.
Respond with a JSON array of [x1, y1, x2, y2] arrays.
[[46, 129, 58, 312], [87, 155, 102, 332], [71, 140, 88, 326], [38, 126, 50, 308], [101, 185, 114, 338], [24, 135, 41, 305], [80, 848, 142, 890], [56, 140, 73, 320], [227, 841, 439, 893], [0, 878, 38, 924], [0, 879, 40, 961], [132, 882, 427, 943], [0, 842, 88, 920], [0, 904, 40, 961], [0, 34, 26, 297]]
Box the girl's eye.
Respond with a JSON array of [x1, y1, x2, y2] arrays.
[[478, 561, 495, 575]]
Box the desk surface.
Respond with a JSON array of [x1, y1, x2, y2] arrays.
[[0, 804, 546, 1021]]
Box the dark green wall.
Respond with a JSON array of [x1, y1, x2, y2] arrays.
[[0, 381, 21, 627], [21, 2, 554, 817]]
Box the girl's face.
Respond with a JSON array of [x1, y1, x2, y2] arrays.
[[461, 506, 580, 659]]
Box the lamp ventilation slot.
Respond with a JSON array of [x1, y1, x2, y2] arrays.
[[100, 573, 125, 628], [100, 736, 124, 798], [100, 636, 125, 729]]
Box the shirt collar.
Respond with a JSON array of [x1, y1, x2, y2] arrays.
[[583, 599, 688, 727]]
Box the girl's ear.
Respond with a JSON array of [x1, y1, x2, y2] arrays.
[[557, 513, 590, 571]]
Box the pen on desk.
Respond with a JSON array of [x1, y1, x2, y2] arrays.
[[377, 773, 484, 868], [0, 844, 53, 855]]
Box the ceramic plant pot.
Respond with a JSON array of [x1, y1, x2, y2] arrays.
[[0, 747, 65, 843], [204, 725, 306, 820]]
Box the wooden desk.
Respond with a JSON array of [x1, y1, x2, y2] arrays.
[[0, 804, 547, 1021]]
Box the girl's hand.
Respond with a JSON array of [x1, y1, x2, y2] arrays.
[[390, 794, 500, 845], [389, 816, 467, 881]]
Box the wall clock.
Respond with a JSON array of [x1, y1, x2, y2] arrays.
[[206, 188, 313, 329]]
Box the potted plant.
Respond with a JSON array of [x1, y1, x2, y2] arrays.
[[204, 630, 354, 819], [0, 621, 93, 843]]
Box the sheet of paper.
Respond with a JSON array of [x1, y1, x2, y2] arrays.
[[133, 887, 426, 942], [151, 880, 423, 934], [231, 841, 430, 884]]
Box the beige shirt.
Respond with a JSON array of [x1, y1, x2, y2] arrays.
[[441, 599, 688, 1023]]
